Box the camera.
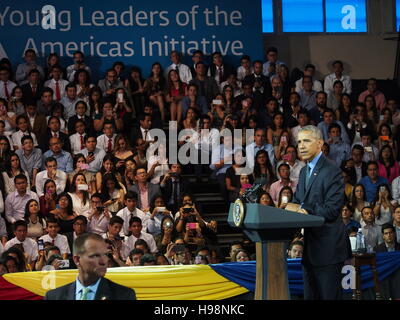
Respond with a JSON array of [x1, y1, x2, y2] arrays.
[[173, 244, 185, 253], [183, 207, 193, 214], [96, 206, 105, 213], [58, 260, 70, 269], [164, 220, 173, 229]]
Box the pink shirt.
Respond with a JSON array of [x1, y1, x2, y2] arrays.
[[378, 161, 400, 185], [269, 180, 297, 203], [139, 183, 149, 210], [358, 90, 386, 111]]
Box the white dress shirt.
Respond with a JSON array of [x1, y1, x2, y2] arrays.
[[276, 159, 306, 184], [5, 190, 39, 224], [140, 126, 153, 142], [4, 237, 38, 263], [11, 131, 38, 149], [116, 207, 150, 237], [295, 78, 323, 93], [324, 73, 352, 95], [126, 231, 157, 253], [35, 169, 67, 197], [39, 233, 71, 255], [44, 78, 69, 100], [165, 63, 192, 84], [96, 134, 117, 153], [0, 80, 17, 99], [70, 132, 87, 155]]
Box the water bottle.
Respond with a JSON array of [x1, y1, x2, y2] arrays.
[[355, 228, 367, 253]]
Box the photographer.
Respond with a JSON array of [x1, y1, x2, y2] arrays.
[[103, 216, 129, 261], [147, 195, 173, 237], [87, 193, 110, 237], [175, 194, 205, 234], [166, 241, 192, 265], [105, 239, 126, 267]]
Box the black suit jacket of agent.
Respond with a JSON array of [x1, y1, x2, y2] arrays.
[[44, 277, 136, 300], [374, 242, 400, 253], [293, 154, 352, 267], [39, 130, 71, 154]]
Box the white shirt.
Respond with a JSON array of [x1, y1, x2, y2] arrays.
[[165, 63, 192, 84], [295, 78, 323, 93], [276, 159, 306, 184], [0, 80, 17, 99], [5, 190, 39, 223], [11, 131, 38, 149], [236, 66, 253, 81], [147, 155, 169, 184], [66, 64, 91, 82], [69, 132, 87, 155], [96, 134, 117, 153], [140, 126, 152, 141], [35, 169, 67, 197], [4, 237, 38, 263], [44, 78, 69, 100], [116, 207, 150, 237], [126, 231, 157, 253], [39, 233, 71, 255], [68, 192, 90, 216], [392, 176, 400, 204], [324, 73, 352, 95]]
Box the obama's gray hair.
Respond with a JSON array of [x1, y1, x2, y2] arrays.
[[298, 125, 323, 141]]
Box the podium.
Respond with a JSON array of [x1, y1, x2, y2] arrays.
[[228, 202, 324, 300]]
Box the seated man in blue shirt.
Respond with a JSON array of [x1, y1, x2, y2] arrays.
[[42, 137, 73, 173], [359, 161, 389, 203], [327, 123, 351, 167], [45, 233, 136, 300]]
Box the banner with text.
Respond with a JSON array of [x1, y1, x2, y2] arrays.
[[0, 0, 263, 80]]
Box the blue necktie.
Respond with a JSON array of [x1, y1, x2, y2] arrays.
[[305, 165, 311, 188]]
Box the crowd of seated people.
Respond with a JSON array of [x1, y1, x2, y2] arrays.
[[0, 45, 399, 285]]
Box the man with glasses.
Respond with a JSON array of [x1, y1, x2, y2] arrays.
[[98, 69, 123, 98], [65, 215, 88, 254], [42, 137, 73, 173], [129, 168, 161, 211]]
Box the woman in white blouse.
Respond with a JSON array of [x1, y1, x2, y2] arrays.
[[2, 152, 30, 195], [372, 184, 396, 226], [68, 173, 91, 216]]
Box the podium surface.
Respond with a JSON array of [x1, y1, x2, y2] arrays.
[[228, 202, 324, 300]]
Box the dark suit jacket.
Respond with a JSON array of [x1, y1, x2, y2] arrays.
[[44, 277, 136, 300], [159, 176, 189, 205], [340, 161, 368, 185], [39, 130, 71, 153], [23, 113, 47, 141], [189, 77, 220, 104], [128, 183, 162, 209], [21, 82, 44, 104], [374, 242, 400, 253], [293, 154, 351, 267], [208, 63, 235, 83], [67, 115, 94, 136]]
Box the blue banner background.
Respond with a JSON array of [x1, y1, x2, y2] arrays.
[[0, 0, 263, 81]]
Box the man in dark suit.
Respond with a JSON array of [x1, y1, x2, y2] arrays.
[[190, 61, 219, 105], [39, 116, 71, 153], [207, 51, 235, 86], [45, 233, 136, 300], [160, 163, 190, 214], [374, 224, 400, 253], [23, 102, 47, 141], [21, 69, 44, 104], [288, 125, 351, 300], [243, 60, 272, 100], [341, 144, 368, 185]]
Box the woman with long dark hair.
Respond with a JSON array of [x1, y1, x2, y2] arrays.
[[349, 183, 369, 223], [96, 154, 123, 192], [166, 69, 186, 123], [73, 69, 94, 102], [2, 152, 30, 195], [253, 150, 276, 189], [378, 145, 400, 184], [101, 173, 125, 215], [88, 86, 104, 117], [144, 62, 167, 122], [124, 66, 146, 113], [372, 183, 395, 226], [68, 173, 91, 216], [39, 179, 57, 218], [50, 192, 76, 234], [24, 199, 46, 240]]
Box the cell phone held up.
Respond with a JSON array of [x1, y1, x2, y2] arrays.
[[38, 239, 44, 251]]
